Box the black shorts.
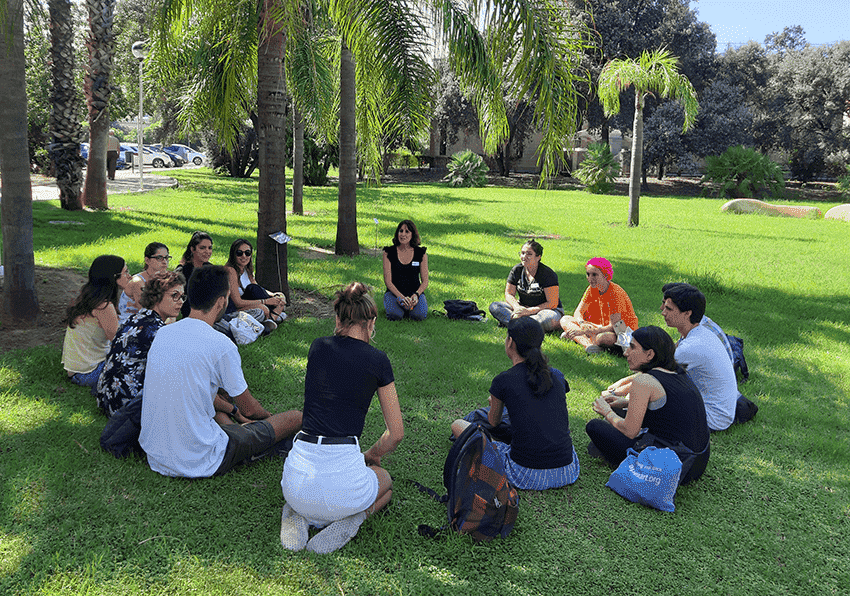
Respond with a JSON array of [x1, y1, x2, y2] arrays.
[[213, 419, 276, 476]]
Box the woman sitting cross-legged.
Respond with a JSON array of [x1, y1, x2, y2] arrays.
[[451, 317, 580, 490], [62, 255, 132, 393], [382, 219, 429, 321], [559, 257, 638, 354], [280, 282, 404, 553], [489, 240, 563, 332], [585, 325, 710, 485], [96, 271, 186, 417], [224, 238, 286, 329]]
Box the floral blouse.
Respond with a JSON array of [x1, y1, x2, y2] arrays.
[[96, 309, 165, 416]]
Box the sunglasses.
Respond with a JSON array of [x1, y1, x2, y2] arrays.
[[235, 249, 252, 257], [170, 292, 187, 302]]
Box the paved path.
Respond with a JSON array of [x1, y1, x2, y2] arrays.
[[1, 165, 180, 202]]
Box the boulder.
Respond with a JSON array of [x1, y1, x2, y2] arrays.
[[825, 204, 850, 222]]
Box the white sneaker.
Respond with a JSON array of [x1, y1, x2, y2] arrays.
[[305, 510, 368, 554], [280, 504, 309, 551], [585, 344, 603, 354]]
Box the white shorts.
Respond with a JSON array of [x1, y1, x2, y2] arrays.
[[281, 437, 378, 527]]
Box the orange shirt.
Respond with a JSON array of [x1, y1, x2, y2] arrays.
[[578, 282, 638, 329]]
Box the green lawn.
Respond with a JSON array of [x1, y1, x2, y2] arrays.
[[2, 169, 849, 595]]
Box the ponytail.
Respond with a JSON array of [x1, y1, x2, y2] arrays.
[[507, 317, 552, 396]]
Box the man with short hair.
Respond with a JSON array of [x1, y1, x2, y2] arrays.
[[139, 266, 301, 477], [661, 283, 737, 431]]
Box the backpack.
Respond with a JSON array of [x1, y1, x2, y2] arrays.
[[726, 334, 749, 382], [443, 300, 486, 321], [413, 424, 519, 542]]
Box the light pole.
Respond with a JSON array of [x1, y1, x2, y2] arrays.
[[131, 41, 148, 191]]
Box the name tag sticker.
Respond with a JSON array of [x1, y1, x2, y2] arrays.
[[412, 261, 420, 266]]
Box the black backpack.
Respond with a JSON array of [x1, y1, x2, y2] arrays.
[[414, 424, 519, 542], [443, 300, 486, 321]]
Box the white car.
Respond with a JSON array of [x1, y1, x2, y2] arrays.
[[122, 143, 172, 168], [164, 143, 206, 166]]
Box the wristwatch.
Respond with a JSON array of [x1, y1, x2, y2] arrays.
[[230, 404, 239, 416]]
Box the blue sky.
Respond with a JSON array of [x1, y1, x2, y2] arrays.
[[691, 0, 849, 50]]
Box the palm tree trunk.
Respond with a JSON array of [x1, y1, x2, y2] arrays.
[[335, 40, 359, 255], [81, 0, 116, 210], [48, 0, 85, 211], [292, 107, 304, 215], [628, 91, 644, 227], [1, 0, 41, 324], [254, 7, 289, 300]]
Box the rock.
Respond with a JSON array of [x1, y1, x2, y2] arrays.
[[825, 204, 850, 222], [721, 198, 823, 219]]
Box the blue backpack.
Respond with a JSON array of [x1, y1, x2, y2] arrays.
[[414, 424, 519, 542]]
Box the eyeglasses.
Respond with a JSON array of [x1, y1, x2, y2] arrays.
[[170, 292, 187, 302], [149, 255, 172, 262], [235, 249, 252, 257]]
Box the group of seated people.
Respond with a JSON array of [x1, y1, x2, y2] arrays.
[[59, 222, 746, 553]]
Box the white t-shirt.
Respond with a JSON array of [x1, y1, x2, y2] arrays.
[[139, 318, 248, 477], [676, 325, 738, 431], [700, 315, 735, 364]]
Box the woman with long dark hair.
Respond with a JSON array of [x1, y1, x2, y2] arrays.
[[62, 255, 131, 391], [451, 317, 580, 490], [280, 282, 404, 553], [97, 270, 185, 416], [224, 238, 286, 325], [176, 231, 213, 318], [119, 242, 171, 324], [586, 325, 710, 485], [382, 219, 429, 321]]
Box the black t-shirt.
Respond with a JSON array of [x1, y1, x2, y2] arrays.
[[301, 335, 394, 437], [489, 363, 574, 469], [506, 263, 562, 309], [384, 245, 426, 297], [644, 368, 710, 453]]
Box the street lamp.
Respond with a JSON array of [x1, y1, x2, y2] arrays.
[[131, 41, 148, 191]]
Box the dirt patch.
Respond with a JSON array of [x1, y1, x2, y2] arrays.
[[0, 267, 334, 354]]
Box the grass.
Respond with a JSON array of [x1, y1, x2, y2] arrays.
[[2, 169, 849, 595]]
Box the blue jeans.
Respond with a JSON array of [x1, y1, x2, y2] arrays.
[[384, 291, 428, 321], [70, 360, 106, 396], [488, 301, 562, 332]]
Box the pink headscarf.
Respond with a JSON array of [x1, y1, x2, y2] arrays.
[[586, 257, 613, 281]]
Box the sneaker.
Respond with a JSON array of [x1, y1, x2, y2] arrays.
[[261, 320, 277, 336], [585, 344, 603, 354], [280, 504, 309, 551], [305, 510, 368, 554], [272, 312, 288, 323]]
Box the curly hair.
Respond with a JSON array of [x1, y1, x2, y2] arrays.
[[334, 282, 377, 335], [140, 270, 186, 309], [64, 255, 125, 327]]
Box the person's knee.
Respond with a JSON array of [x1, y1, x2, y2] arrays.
[[451, 418, 470, 438]]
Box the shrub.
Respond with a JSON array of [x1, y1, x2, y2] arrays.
[[573, 142, 619, 193], [446, 150, 488, 187], [701, 145, 785, 199], [838, 164, 850, 199]]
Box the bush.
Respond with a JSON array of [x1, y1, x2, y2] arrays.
[[446, 150, 488, 187], [573, 142, 619, 193], [838, 164, 850, 199], [701, 145, 785, 199]]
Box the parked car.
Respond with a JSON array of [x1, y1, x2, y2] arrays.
[[163, 143, 206, 166], [121, 143, 172, 168], [151, 144, 187, 167], [80, 143, 127, 170]]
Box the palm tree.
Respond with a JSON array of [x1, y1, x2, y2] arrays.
[[598, 48, 699, 226], [1, 0, 41, 324], [48, 0, 85, 211], [80, 0, 116, 210]]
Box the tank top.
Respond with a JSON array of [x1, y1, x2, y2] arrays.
[[118, 271, 147, 324], [61, 314, 110, 374]]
